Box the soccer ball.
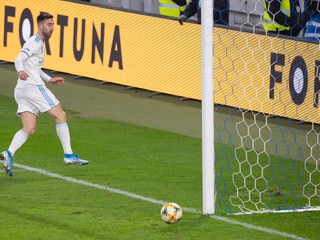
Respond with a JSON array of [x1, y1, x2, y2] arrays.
[[160, 202, 182, 224]]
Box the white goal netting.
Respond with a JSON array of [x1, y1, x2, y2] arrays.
[[213, 0, 320, 214]]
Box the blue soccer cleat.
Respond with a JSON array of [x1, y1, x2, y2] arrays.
[[0, 150, 13, 176], [64, 153, 89, 165]]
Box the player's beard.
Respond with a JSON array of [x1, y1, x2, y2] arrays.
[[42, 30, 53, 40]]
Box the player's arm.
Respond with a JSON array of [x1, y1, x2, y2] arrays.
[[48, 77, 64, 85], [39, 64, 64, 85], [40, 69, 64, 85], [45, 73, 64, 85], [40, 69, 52, 82], [14, 51, 29, 80]]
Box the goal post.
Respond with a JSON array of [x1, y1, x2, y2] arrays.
[[202, 0, 214, 215], [207, 0, 320, 214]]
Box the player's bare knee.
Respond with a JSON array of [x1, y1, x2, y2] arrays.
[[62, 111, 67, 121], [23, 127, 36, 136], [57, 111, 67, 123]]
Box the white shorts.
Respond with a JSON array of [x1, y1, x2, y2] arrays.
[[14, 85, 60, 116]]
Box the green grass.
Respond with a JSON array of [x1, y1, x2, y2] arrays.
[[0, 94, 318, 240]]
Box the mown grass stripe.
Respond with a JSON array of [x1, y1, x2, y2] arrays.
[[15, 163, 308, 240]]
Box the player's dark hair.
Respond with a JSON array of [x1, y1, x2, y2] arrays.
[[37, 12, 53, 24]]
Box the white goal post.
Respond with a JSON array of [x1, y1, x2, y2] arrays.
[[202, 0, 214, 215]]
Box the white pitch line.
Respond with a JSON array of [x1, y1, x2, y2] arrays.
[[15, 163, 308, 240], [0, 169, 25, 173]]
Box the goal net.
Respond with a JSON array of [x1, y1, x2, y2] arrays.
[[212, 0, 320, 214]]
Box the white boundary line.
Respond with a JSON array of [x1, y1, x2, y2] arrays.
[[15, 163, 308, 240], [0, 169, 25, 173]]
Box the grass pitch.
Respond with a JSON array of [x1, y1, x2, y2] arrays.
[[0, 94, 318, 240]]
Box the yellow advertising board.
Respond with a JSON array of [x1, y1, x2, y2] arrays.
[[0, 0, 320, 123], [213, 30, 320, 123], [0, 0, 202, 98]]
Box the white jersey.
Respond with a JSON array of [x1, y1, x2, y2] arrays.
[[15, 34, 48, 87]]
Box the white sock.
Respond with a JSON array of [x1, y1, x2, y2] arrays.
[[8, 130, 28, 156], [56, 123, 73, 154]]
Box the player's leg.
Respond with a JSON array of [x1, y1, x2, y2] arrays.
[[46, 103, 89, 165], [11, 111, 36, 153], [1, 112, 36, 176], [46, 103, 71, 152], [29, 85, 88, 165]]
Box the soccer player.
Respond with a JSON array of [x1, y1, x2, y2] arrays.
[[0, 12, 89, 177]]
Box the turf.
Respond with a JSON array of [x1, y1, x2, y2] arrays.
[[0, 94, 318, 240]]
